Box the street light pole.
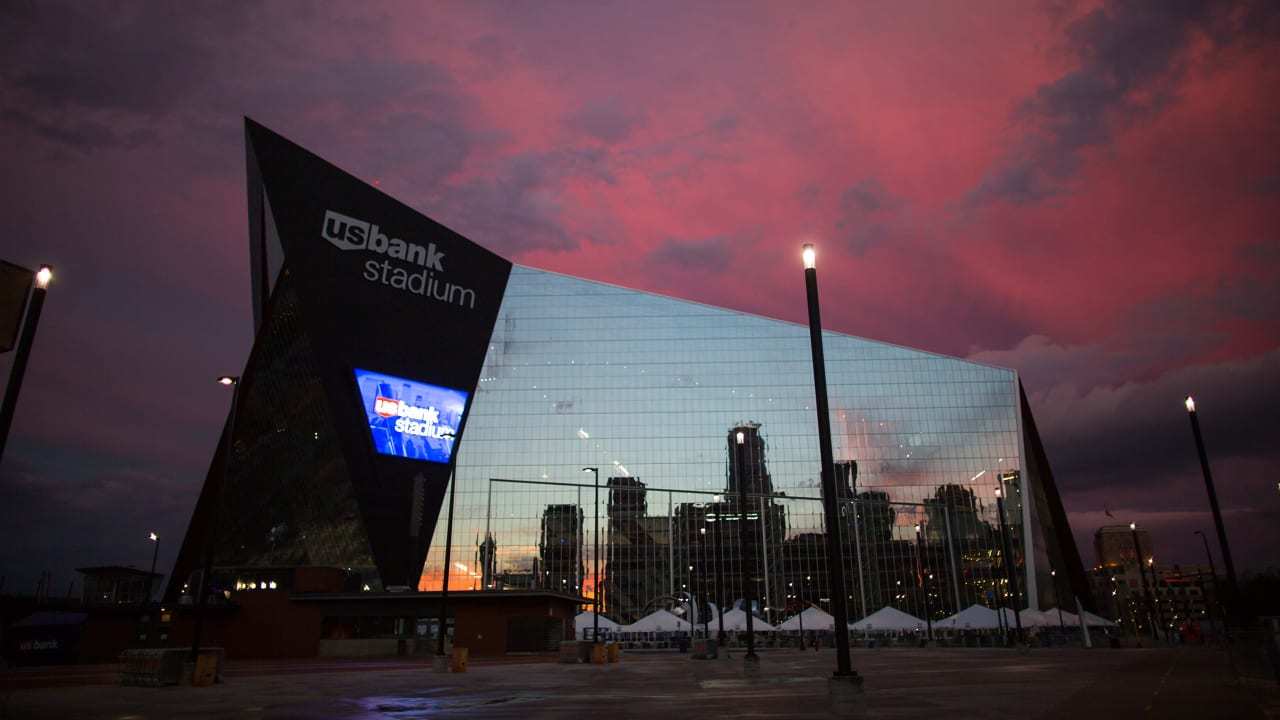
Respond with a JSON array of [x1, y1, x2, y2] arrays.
[[1051, 570, 1065, 631], [994, 486, 1023, 645], [1129, 522, 1158, 643], [435, 432, 459, 663], [1184, 397, 1240, 625], [734, 431, 757, 662], [915, 524, 933, 643], [582, 467, 600, 646], [148, 533, 160, 603], [801, 244, 855, 680], [0, 265, 52, 466], [713, 497, 726, 646], [191, 375, 239, 662], [1193, 530, 1221, 636]]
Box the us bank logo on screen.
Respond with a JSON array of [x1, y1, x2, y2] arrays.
[[354, 368, 467, 464], [322, 210, 477, 309]]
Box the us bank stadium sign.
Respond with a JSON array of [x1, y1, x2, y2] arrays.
[[321, 209, 478, 309]]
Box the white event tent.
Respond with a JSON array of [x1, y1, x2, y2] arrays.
[[1019, 608, 1053, 627], [1041, 608, 1080, 627], [574, 611, 621, 640], [716, 608, 778, 632], [621, 609, 691, 635], [938, 604, 1001, 630], [850, 606, 927, 633], [777, 606, 837, 632], [1080, 610, 1119, 627]]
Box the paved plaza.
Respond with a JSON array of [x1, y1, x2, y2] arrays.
[[2, 646, 1276, 719]]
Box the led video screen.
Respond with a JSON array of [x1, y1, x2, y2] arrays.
[[353, 368, 467, 463]]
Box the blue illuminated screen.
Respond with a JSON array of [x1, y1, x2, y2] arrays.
[[353, 368, 467, 463]]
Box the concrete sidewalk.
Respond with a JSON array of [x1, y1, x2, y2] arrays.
[[2, 646, 1275, 719]]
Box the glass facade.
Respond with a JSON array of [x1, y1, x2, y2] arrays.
[[171, 123, 1087, 627], [422, 266, 1070, 626]]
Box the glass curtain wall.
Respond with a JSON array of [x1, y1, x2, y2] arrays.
[[422, 267, 1029, 629]]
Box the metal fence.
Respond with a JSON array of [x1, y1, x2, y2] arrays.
[[422, 478, 1026, 629]]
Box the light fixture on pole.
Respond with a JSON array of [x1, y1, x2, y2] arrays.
[[993, 485, 1023, 645], [582, 467, 600, 647], [801, 244, 856, 684], [0, 265, 53, 465], [148, 532, 160, 604], [191, 375, 239, 662], [1184, 396, 1240, 626]]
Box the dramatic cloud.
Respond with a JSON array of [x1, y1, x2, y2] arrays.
[[965, 0, 1280, 208], [0, 0, 1276, 595]]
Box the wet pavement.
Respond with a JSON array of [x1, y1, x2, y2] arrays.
[[2, 646, 1276, 719]]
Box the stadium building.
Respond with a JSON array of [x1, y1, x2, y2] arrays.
[[165, 120, 1090, 658]]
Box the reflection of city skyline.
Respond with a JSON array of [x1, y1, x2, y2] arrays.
[[441, 421, 1028, 626], [410, 267, 1081, 616]]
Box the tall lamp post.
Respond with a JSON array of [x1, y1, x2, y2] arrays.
[[993, 486, 1023, 645], [801, 244, 856, 683], [191, 375, 239, 662], [1193, 530, 1221, 636], [713, 497, 726, 646], [0, 265, 52, 465], [435, 432, 458, 667], [914, 524, 933, 643], [734, 431, 757, 662], [148, 532, 160, 603], [582, 467, 600, 647], [1051, 570, 1065, 631], [1129, 522, 1158, 642], [1184, 397, 1240, 625]]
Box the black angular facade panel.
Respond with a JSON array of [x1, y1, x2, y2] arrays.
[[167, 120, 512, 597]]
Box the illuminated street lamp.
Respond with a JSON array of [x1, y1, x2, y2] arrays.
[[800, 244, 856, 682], [148, 532, 160, 603], [191, 375, 240, 662], [1184, 396, 1240, 625], [582, 467, 601, 647], [0, 265, 53, 465]]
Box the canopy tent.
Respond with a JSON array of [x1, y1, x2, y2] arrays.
[[574, 611, 621, 640], [1080, 610, 1119, 627], [621, 609, 691, 634], [1041, 608, 1081, 627], [716, 608, 778, 632], [1019, 608, 1053, 627], [938, 604, 1001, 630], [994, 607, 1020, 628], [850, 606, 926, 632], [777, 606, 837, 632]]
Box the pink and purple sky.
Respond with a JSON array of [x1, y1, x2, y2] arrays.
[[1, 1, 1276, 596]]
